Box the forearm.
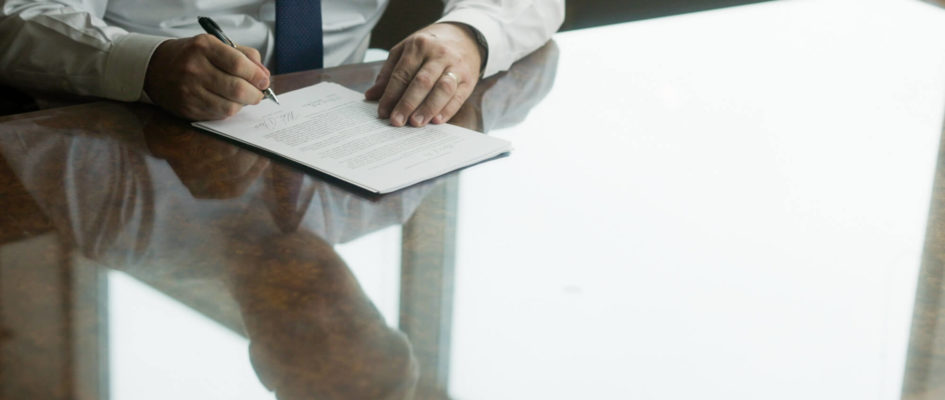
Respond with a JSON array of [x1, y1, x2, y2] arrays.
[[438, 0, 564, 77], [0, 0, 168, 101]]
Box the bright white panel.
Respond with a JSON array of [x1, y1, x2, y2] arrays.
[[449, 0, 945, 399]]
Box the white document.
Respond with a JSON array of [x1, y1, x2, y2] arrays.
[[193, 82, 511, 194]]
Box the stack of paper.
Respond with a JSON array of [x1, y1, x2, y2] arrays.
[[194, 82, 511, 194]]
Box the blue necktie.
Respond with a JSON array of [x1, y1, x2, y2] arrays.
[[275, 0, 323, 74]]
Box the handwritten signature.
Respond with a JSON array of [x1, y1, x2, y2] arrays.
[[252, 111, 296, 130]]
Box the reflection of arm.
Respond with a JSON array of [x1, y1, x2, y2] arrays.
[[478, 41, 559, 131], [0, 0, 167, 100], [0, 123, 154, 263], [438, 0, 564, 77]]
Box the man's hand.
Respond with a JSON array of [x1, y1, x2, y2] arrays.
[[145, 34, 271, 121], [365, 23, 484, 127]]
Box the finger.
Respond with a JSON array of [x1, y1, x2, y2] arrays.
[[376, 45, 425, 123], [390, 60, 447, 127], [237, 45, 270, 76], [201, 57, 265, 105], [199, 35, 270, 90], [431, 83, 475, 124], [408, 70, 459, 127], [365, 44, 404, 101]]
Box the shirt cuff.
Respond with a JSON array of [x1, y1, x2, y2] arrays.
[[437, 8, 507, 78], [102, 32, 171, 102]]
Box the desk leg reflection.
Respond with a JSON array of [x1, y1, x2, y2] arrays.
[[400, 175, 459, 399], [0, 234, 109, 400], [903, 123, 945, 399], [0, 153, 109, 400]]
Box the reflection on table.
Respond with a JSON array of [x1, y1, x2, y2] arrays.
[[0, 40, 559, 399], [8, 0, 945, 398]]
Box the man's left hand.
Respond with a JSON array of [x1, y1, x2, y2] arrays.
[[365, 23, 483, 127]]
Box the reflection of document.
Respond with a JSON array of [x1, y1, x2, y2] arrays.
[[194, 82, 511, 194]]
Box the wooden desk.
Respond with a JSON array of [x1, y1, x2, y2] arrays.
[[0, 41, 556, 400], [3, 1, 945, 399]]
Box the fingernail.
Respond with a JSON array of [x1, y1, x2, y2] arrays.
[[256, 78, 268, 89], [392, 113, 404, 126], [435, 114, 444, 123], [412, 114, 424, 126]]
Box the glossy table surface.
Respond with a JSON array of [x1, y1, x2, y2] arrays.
[[4, 0, 945, 399]]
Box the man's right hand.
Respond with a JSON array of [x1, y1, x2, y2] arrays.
[[144, 34, 271, 121]]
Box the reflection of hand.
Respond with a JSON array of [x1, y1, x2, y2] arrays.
[[364, 23, 484, 127], [144, 34, 271, 120], [227, 231, 418, 400], [262, 160, 439, 244], [144, 121, 269, 199]]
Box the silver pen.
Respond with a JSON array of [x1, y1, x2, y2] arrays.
[[198, 16, 280, 105]]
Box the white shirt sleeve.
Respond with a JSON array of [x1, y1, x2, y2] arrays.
[[0, 0, 169, 101], [437, 0, 564, 78], [0, 0, 563, 101]]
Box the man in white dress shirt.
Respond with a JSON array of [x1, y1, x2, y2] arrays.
[[0, 0, 563, 125]]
